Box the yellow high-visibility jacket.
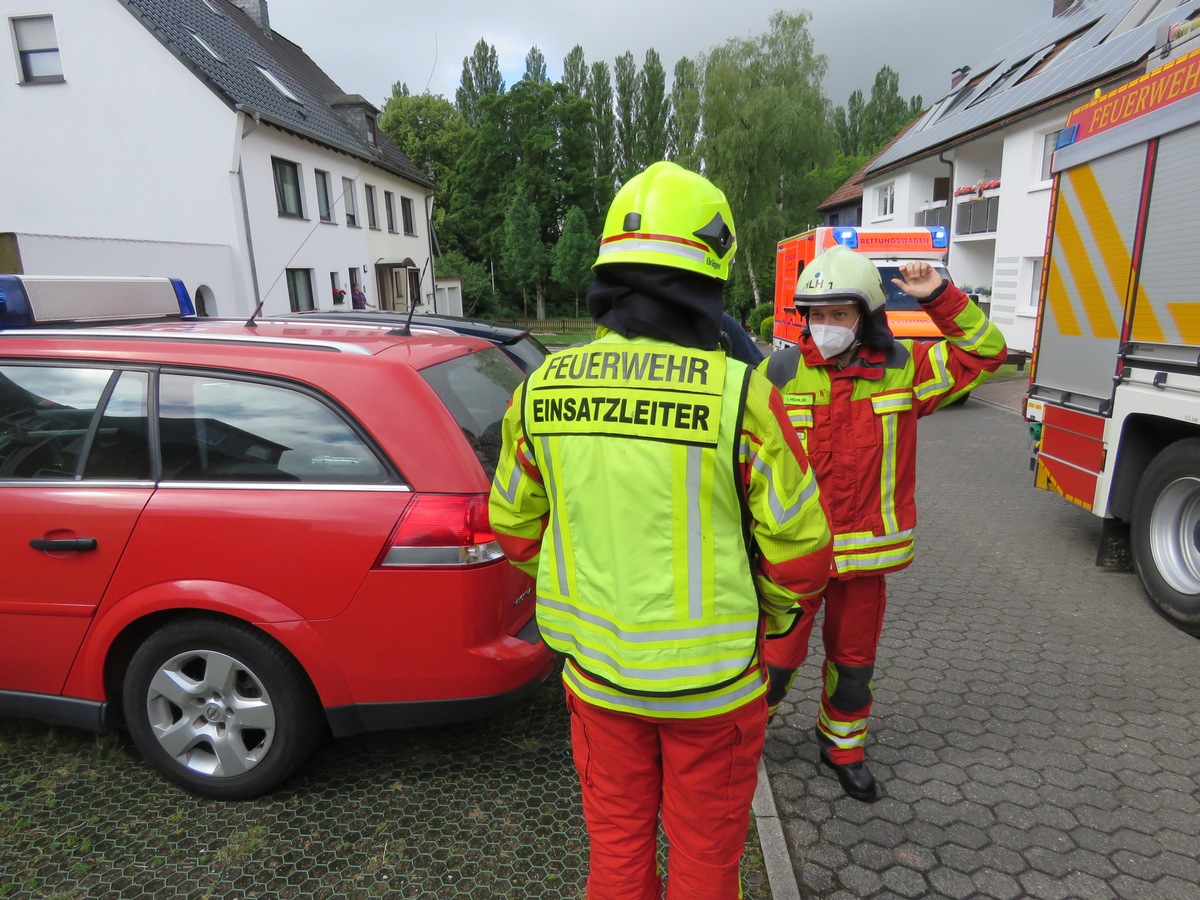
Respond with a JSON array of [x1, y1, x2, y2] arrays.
[[489, 332, 832, 718]]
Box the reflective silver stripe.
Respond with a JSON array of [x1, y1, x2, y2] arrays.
[[871, 395, 911, 414], [493, 459, 522, 505], [752, 454, 819, 526], [687, 445, 703, 619], [880, 412, 899, 534], [834, 544, 915, 571], [818, 709, 868, 748], [517, 440, 537, 469], [833, 529, 914, 550], [948, 314, 989, 352], [544, 627, 751, 681], [564, 663, 765, 714], [596, 238, 705, 264], [541, 436, 569, 598], [539, 595, 757, 642], [914, 343, 952, 400]]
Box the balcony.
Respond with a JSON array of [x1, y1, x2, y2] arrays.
[[955, 194, 999, 236]]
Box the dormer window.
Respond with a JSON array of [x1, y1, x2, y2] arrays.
[[254, 64, 301, 103], [366, 115, 377, 146], [191, 33, 225, 64]]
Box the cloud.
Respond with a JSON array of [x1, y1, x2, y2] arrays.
[[267, 0, 1051, 110]]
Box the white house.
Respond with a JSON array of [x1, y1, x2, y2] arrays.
[[850, 0, 1200, 355], [1, 0, 459, 317]]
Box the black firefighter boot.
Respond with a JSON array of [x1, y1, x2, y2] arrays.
[[816, 727, 879, 802]]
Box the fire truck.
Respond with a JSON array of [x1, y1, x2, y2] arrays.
[[1026, 46, 1200, 636], [771, 225, 952, 351]]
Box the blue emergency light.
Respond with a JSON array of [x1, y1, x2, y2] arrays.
[[832, 228, 859, 249], [925, 226, 949, 249]]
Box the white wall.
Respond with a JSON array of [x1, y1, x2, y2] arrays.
[[989, 108, 1071, 354], [3, 1, 245, 310], [3, 1, 237, 244]]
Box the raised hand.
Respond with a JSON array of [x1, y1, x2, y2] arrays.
[[891, 261, 944, 300]]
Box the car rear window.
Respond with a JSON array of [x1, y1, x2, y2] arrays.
[[875, 263, 952, 311], [419, 347, 524, 479], [504, 335, 550, 373]]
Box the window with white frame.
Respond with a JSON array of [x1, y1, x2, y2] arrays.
[[272, 157, 303, 218], [1040, 129, 1063, 182], [1023, 256, 1043, 314], [12, 15, 63, 83], [343, 177, 359, 227], [315, 170, 333, 223], [385, 191, 397, 233], [365, 184, 379, 229], [401, 196, 416, 235], [877, 182, 895, 218]]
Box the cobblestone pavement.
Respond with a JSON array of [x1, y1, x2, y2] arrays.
[[762, 385, 1200, 899]]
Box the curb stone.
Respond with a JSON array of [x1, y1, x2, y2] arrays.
[[752, 758, 800, 900]]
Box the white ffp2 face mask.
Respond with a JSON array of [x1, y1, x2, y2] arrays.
[[809, 321, 859, 359]]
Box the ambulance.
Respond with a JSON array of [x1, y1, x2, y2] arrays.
[[771, 225, 953, 351], [1026, 45, 1200, 636]]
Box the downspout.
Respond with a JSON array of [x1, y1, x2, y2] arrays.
[[939, 150, 955, 268], [424, 192, 437, 313], [235, 105, 263, 312]]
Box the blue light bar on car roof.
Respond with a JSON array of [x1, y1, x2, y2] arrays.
[[925, 226, 949, 249], [0, 275, 194, 328]]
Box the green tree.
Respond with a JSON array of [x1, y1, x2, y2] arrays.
[[524, 46, 548, 84], [562, 45, 588, 97], [587, 60, 617, 218], [831, 88, 866, 156], [378, 85, 467, 250], [636, 49, 669, 166], [456, 39, 505, 127], [552, 206, 597, 318], [668, 56, 702, 169], [436, 249, 499, 316], [861, 65, 921, 153], [613, 51, 639, 183], [501, 192, 550, 319], [700, 10, 832, 307]]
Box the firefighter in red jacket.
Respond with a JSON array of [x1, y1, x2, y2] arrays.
[[761, 245, 1007, 801]]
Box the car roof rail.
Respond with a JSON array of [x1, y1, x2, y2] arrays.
[[0, 328, 374, 355], [0, 275, 195, 329]]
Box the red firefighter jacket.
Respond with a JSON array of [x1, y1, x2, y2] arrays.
[[761, 281, 1006, 578]]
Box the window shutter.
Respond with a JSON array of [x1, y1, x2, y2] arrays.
[[14, 16, 58, 51]]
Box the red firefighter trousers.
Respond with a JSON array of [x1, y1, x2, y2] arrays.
[[565, 689, 768, 900], [763, 574, 887, 764]]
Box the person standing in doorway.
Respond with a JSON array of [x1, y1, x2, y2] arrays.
[[489, 161, 832, 898], [351, 283, 372, 309]]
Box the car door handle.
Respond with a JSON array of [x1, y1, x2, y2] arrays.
[[30, 538, 98, 552]]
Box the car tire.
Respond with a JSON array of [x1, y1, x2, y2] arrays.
[[1131, 438, 1200, 636], [123, 616, 325, 799]]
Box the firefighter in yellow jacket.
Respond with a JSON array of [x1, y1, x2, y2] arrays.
[[489, 161, 833, 900], [762, 245, 1007, 802]]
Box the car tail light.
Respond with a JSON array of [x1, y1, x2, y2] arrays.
[[379, 493, 505, 568]]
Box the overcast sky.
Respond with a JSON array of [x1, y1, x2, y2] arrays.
[[266, 1, 1055, 110]]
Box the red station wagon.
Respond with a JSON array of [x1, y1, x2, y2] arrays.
[[0, 276, 554, 799]]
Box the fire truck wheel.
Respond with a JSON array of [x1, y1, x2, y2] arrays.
[[1131, 438, 1200, 636]]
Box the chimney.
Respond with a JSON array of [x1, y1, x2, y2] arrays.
[[1053, 0, 1079, 17], [230, 0, 271, 34], [951, 66, 971, 90]]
